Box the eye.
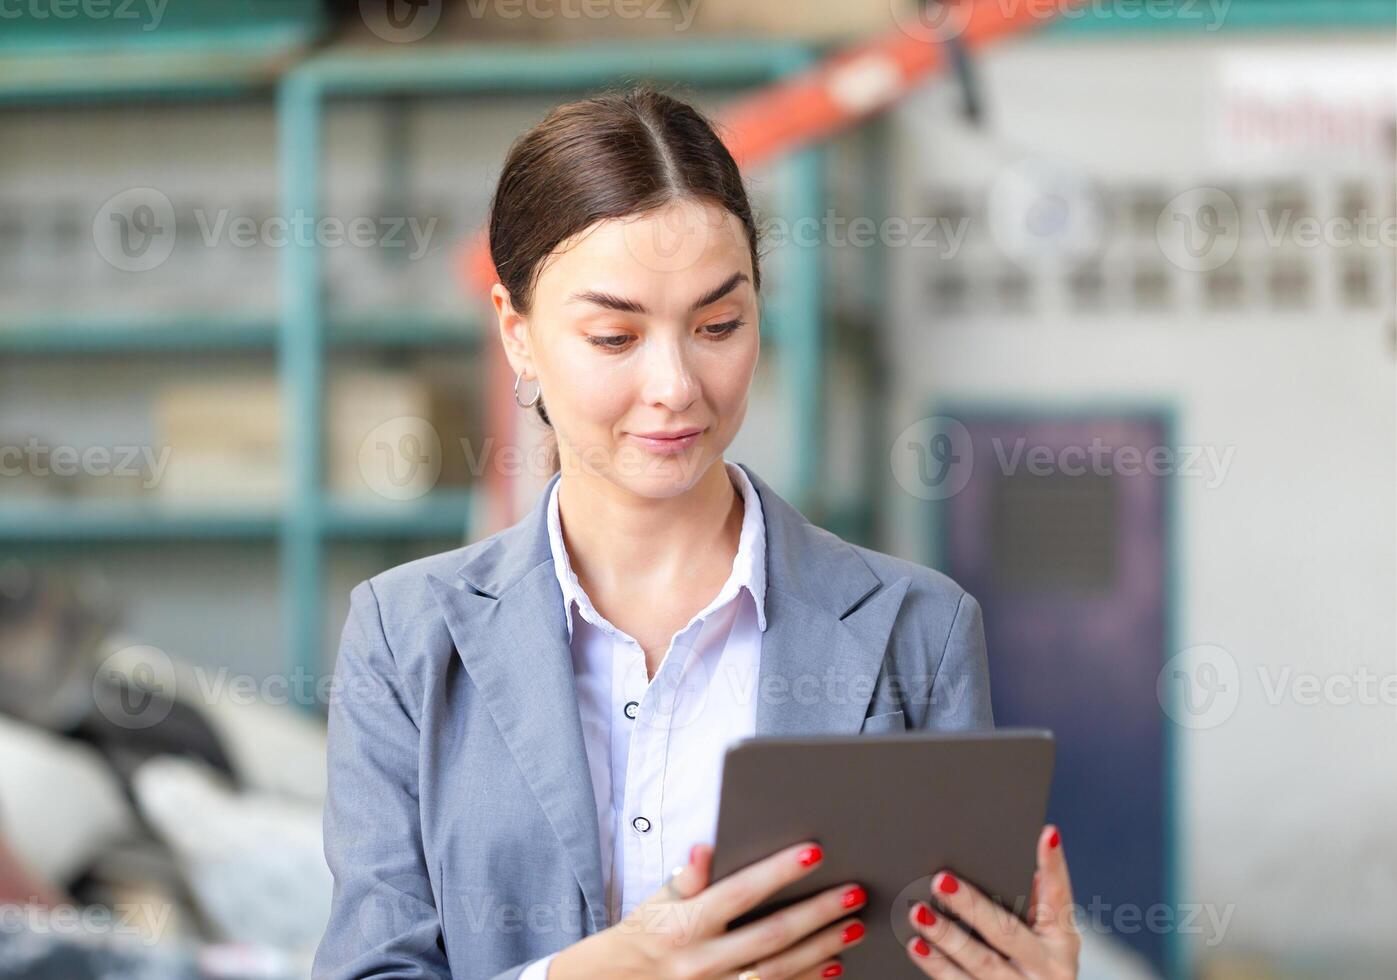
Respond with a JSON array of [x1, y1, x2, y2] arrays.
[[701, 318, 745, 338], [586, 333, 632, 350]]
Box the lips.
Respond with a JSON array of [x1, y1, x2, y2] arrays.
[[626, 427, 705, 455], [631, 428, 702, 440]]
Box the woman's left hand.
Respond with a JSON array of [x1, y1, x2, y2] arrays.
[[904, 824, 1081, 979]]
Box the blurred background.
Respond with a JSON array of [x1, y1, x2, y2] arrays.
[[0, 1, 1393, 978]]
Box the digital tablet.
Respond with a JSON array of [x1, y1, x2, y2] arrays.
[[710, 728, 1055, 978]]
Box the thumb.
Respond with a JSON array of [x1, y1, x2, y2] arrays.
[[653, 843, 713, 903]]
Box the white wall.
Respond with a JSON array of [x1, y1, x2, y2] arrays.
[[882, 33, 1397, 971]]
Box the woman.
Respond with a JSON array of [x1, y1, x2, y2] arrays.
[[313, 86, 1081, 980]]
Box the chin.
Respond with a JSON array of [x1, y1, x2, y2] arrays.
[[609, 452, 714, 499]]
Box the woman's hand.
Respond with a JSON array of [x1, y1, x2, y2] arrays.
[[904, 825, 1081, 980], [550, 840, 865, 979]]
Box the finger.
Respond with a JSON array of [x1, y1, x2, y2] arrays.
[[905, 934, 972, 979], [1032, 825, 1079, 945], [791, 960, 846, 980], [741, 914, 862, 980], [643, 844, 712, 906], [690, 840, 826, 934], [909, 901, 1020, 980], [691, 843, 713, 888], [1028, 826, 1078, 960], [928, 871, 1042, 971], [698, 882, 867, 975]]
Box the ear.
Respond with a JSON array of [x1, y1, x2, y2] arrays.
[[491, 282, 534, 379]]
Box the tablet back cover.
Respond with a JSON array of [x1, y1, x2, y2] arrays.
[[710, 728, 1055, 978]]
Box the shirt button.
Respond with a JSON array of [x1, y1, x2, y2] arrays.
[[623, 700, 639, 719], [631, 816, 652, 834]]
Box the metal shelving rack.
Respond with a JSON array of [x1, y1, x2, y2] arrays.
[[0, 35, 829, 713]]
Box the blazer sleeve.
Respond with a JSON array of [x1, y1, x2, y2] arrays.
[[923, 588, 995, 731], [312, 579, 547, 980]]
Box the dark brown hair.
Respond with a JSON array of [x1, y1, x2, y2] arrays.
[[487, 84, 764, 445]]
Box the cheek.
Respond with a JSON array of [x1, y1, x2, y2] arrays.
[[552, 357, 632, 429]]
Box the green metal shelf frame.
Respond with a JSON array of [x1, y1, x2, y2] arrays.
[[0, 311, 479, 354], [278, 39, 828, 706], [1042, 0, 1394, 33]]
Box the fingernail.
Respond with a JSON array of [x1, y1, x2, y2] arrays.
[[797, 845, 824, 867], [690, 844, 702, 864], [821, 964, 843, 978], [914, 902, 937, 926], [935, 872, 959, 895], [840, 886, 866, 909], [841, 921, 865, 944], [912, 936, 932, 957], [1048, 829, 1061, 850]]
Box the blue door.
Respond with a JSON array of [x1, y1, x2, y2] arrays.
[[933, 410, 1173, 976]]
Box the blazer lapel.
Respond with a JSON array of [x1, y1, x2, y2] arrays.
[[736, 463, 913, 738], [426, 474, 609, 934]]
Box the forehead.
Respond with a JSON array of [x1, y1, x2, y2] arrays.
[[534, 198, 752, 296]]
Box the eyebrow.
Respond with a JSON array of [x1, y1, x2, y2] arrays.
[[566, 271, 750, 316]]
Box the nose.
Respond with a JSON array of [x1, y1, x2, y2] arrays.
[[639, 335, 700, 413]]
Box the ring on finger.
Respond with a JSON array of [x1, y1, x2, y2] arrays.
[[737, 970, 762, 980]]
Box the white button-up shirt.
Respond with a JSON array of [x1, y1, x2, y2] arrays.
[[519, 460, 767, 979]]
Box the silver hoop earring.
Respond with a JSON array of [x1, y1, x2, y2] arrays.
[[513, 372, 541, 409]]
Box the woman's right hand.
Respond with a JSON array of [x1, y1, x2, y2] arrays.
[[549, 840, 866, 979]]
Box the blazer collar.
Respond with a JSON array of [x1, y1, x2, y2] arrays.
[[452, 462, 881, 619], [426, 462, 910, 934]]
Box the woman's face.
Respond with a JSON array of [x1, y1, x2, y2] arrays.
[[495, 197, 760, 499]]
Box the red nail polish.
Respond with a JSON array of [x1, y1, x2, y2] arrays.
[[690, 844, 702, 864], [841, 922, 865, 944], [821, 964, 843, 978], [935, 873, 959, 895], [841, 886, 867, 909], [915, 903, 937, 926], [912, 937, 932, 957], [1048, 829, 1061, 849], [797, 845, 823, 867]]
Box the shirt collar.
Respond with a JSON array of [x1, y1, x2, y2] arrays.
[[546, 459, 768, 641]]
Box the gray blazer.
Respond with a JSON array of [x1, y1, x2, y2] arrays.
[[312, 463, 993, 980]]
